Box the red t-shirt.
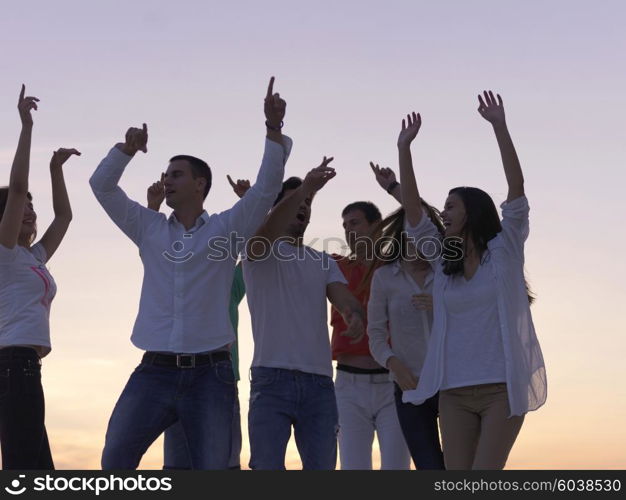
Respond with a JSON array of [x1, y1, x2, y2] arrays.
[[330, 255, 372, 359]]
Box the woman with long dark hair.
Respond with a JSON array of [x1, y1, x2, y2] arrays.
[[0, 86, 79, 469], [397, 91, 546, 469], [367, 202, 447, 469]]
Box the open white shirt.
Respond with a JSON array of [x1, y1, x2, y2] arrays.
[[402, 196, 547, 416], [89, 137, 291, 353], [367, 261, 433, 382], [0, 242, 56, 356], [243, 241, 347, 377]]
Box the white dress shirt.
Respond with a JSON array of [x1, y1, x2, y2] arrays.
[[89, 137, 292, 353], [402, 196, 547, 416], [367, 261, 433, 382]]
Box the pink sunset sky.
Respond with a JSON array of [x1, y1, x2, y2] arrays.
[[0, 0, 625, 469]]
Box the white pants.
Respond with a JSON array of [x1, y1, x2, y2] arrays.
[[335, 369, 410, 470]]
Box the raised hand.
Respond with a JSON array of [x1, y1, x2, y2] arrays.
[[120, 123, 148, 156], [370, 162, 397, 192], [397, 111, 421, 149], [147, 173, 165, 210], [264, 76, 286, 128], [227, 175, 251, 199], [477, 90, 506, 126], [302, 156, 336, 195], [17, 84, 39, 127], [50, 148, 81, 170]]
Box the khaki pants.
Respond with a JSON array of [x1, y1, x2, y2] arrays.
[[438, 383, 524, 470]]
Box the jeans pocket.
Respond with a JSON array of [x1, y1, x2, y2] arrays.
[[315, 375, 334, 389], [214, 360, 235, 385], [22, 364, 42, 396], [250, 368, 277, 388]]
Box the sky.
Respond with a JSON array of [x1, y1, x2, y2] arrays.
[[0, 0, 625, 469]]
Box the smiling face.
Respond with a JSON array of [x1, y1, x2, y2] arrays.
[[163, 160, 205, 209], [441, 193, 467, 238], [19, 196, 37, 244]]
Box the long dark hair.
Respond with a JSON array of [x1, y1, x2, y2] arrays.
[[0, 187, 36, 245], [445, 186, 535, 304], [358, 200, 444, 294], [443, 187, 500, 276]]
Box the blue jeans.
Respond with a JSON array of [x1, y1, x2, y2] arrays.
[[163, 382, 241, 469], [394, 383, 445, 469], [102, 358, 235, 470], [248, 367, 338, 470]]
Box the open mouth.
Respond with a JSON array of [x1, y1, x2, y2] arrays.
[[296, 213, 306, 222]]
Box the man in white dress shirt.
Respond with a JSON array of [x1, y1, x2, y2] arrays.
[[90, 78, 291, 469]]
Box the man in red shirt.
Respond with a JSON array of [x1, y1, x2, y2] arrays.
[[330, 165, 410, 469]]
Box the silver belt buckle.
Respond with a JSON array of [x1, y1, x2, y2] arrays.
[[176, 354, 195, 368]]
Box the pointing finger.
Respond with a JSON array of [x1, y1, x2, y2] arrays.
[[266, 76, 275, 100]]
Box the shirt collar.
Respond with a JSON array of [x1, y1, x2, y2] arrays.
[[392, 260, 434, 287], [168, 210, 210, 230]]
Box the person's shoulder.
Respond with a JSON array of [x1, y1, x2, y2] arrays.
[[372, 263, 393, 279]]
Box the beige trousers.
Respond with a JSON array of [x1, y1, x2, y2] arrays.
[[438, 383, 524, 470]]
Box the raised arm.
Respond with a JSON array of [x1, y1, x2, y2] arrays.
[[327, 281, 365, 344], [38, 148, 81, 260], [0, 85, 38, 249], [246, 157, 335, 260], [264, 76, 285, 146], [221, 78, 292, 244], [370, 162, 402, 203], [397, 112, 424, 227], [477, 91, 524, 202], [89, 123, 160, 246]]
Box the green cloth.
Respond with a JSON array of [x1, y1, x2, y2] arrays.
[[228, 262, 246, 381]]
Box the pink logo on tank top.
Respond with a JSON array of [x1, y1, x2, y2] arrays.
[[30, 266, 53, 310]]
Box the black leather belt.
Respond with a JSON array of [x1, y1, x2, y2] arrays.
[[142, 351, 230, 369]]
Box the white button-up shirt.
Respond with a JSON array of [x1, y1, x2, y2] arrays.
[[89, 137, 292, 353], [402, 196, 547, 416], [367, 260, 433, 382]]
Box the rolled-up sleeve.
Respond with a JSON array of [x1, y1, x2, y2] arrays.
[[367, 269, 395, 368], [499, 195, 530, 261]]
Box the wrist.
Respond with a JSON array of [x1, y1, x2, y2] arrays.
[[265, 120, 284, 131], [386, 180, 400, 194], [116, 142, 138, 156]]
